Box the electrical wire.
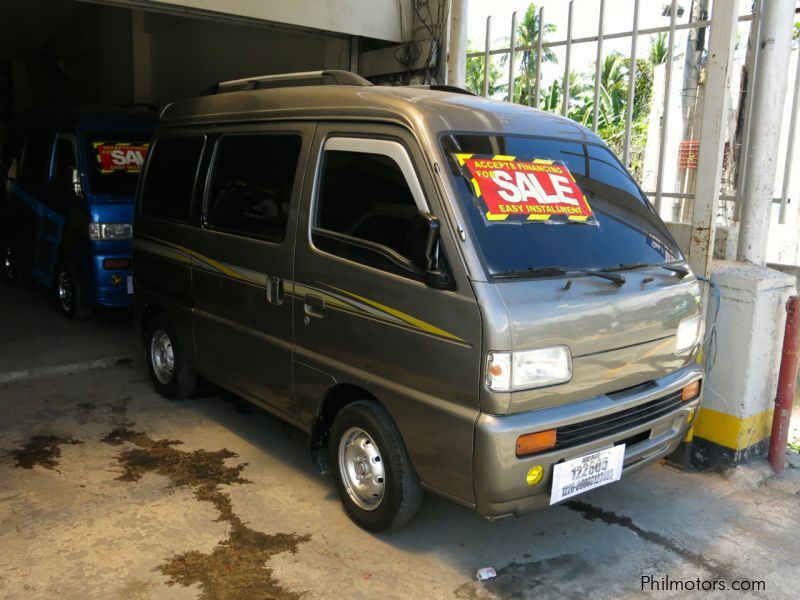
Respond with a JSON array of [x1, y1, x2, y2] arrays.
[[696, 275, 720, 373]]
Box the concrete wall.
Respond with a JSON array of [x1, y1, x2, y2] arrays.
[[7, 5, 135, 109], [139, 0, 412, 43], [141, 13, 350, 106], [3, 4, 351, 115]]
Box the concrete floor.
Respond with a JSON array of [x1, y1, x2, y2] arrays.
[[1, 283, 800, 599], [0, 282, 137, 378]]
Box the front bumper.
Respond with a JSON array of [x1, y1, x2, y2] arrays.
[[90, 253, 133, 307], [473, 364, 702, 519]]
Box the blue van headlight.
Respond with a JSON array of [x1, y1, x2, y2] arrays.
[[89, 223, 132, 240], [487, 346, 572, 392]]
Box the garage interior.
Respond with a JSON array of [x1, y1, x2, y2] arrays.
[[0, 0, 357, 120]]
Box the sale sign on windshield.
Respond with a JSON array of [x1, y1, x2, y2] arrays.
[[93, 142, 149, 174], [454, 153, 595, 224]]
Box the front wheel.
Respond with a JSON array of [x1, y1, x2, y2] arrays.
[[145, 314, 197, 400], [329, 401, 422, 532], [56, 263, 91, 321]]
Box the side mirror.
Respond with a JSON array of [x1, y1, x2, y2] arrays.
[[70, 168, 83, 198], [408, 211, 440, 272], [407, 211, 454, 290]]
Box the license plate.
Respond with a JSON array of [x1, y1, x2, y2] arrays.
[[550, 444, 626, 504], [127, 275, 133, 294]]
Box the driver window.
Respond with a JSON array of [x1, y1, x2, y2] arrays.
[[53, 138, 77, 193], [314, 150, 420, 272]]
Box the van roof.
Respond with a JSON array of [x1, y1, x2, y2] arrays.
[[159, 84, 604, 146]]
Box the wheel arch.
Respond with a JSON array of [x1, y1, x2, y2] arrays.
[[310, 382, 381, 473], [139, 302, 165, 344]]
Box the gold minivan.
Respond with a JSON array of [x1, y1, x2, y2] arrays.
[[134, 70, 703, 531]]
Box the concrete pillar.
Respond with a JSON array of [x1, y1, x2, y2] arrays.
[[690, 261, 795, 468], [686, 0, 739, 278], [736, 0, 796, 265], [447, 0, 469, 88], [131, 10, 153, 105]]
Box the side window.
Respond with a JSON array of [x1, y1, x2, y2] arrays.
[[313, 148, 422, 275], [206, 134, 301, 242], [1, 129, 23, 180], [53, 138, 77, 193], [140, 136, 204, 222], [19, 132, 52, 182]]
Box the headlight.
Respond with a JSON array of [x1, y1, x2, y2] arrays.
[[676, 314, 703, 353], [487, 346, 572, 392], [89, 223, 132, 240]]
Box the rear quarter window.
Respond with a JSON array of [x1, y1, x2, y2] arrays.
[[206, 134, 301, 242], [140, 136, 205, 222]]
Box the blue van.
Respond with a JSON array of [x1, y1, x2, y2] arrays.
[[0, 107, 156, 319]]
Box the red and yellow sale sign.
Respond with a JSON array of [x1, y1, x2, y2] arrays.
[[455, 154, 594, 223], [93, 142, 149, 174]]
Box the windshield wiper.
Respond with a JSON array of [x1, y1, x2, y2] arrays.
[[575, 269, 626, 286], [660, 264, 689, 278], [492, 267, 569, 279], [603, 262, 689, 279], [493, 267, 625, 286]]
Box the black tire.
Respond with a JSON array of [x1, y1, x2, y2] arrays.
[[145, 313, 197, 400], [55, 262, 91, 321], [3, 242, 19, 286], [329, 400, 422, 532]]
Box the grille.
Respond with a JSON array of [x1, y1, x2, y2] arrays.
[[555, 390, 683, 450]]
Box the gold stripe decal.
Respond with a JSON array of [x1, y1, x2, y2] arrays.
[[137, 235, 266, 287], [137, 236, 466, 345], [327, 285, 466, 343]]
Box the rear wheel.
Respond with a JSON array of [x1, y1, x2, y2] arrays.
[[146, 314, 197, 400], [3, 242, 19, 286], [329, 401, 422, 532], [56, 263, 91, 321]]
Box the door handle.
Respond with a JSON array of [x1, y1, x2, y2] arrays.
[[303, 294, 325, 318], [266, 276, 284, 305]]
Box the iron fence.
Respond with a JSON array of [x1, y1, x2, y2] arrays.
[[466, 0, 799, 224]]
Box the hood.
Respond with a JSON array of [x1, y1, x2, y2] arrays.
[[90, 198, 134, 224], [483, 268, 701, 414]]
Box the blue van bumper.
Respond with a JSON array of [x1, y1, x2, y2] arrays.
[[72, 240, 133, 308], [91, 253, 133, 307]]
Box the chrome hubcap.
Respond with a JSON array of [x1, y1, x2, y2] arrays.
[[338, 427, 386, 511], [150, 330, 175, 384], [57, 270, 73, 313]]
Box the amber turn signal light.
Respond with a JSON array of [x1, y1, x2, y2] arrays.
[[681, 380, 701, 401], [103, 258, 131, 270], [516, 429, 557, 457]]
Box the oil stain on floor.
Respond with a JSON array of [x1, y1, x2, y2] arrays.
[[102, 427, 310, 599], [564, 500, 738, 581], [9, 434, 83, 471]]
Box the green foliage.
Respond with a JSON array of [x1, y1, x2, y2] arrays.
[[466, 1, 667, 172], [794, 22, 799, 41], [649, 32, 668, 65], [465, 51, 503, 96], [789, 437, 800, 453], [511, 3, 558, 105]]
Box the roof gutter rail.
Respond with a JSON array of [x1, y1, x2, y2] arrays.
[[214, 70, 373, 93]]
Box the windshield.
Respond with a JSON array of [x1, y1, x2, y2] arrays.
[[441, 134, 682, 276], [84, 132, 151, 196]]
